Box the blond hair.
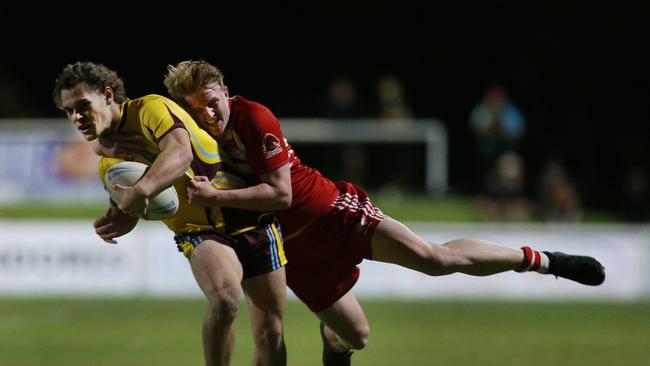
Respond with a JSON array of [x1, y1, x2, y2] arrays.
[[164, 60, 225, 101]]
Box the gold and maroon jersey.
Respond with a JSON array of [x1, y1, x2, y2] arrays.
[[99, 94, 264, 235]]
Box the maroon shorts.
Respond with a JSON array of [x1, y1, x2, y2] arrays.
[[174, 216, 286, 279], [284, 181, 386, 312]]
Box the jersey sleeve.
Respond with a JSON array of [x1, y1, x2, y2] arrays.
[[239, 103, 290, 175], [139, 98, 187, 143]]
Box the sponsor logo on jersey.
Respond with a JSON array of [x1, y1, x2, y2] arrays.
[[262, 133, 282, 159]]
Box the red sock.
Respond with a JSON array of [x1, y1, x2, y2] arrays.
[[515, 246, 542, 272]]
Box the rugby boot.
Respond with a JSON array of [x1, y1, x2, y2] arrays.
[[544, 251, 605, 286]]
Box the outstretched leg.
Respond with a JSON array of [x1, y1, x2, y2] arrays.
[[371, 218, 523, 275], [371, 217, 604, 284]]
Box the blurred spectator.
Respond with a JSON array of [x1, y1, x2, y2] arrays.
[[469, 83, 526, 187], [374, 74, 416, 197], [376, 74, 413, 122], [320, 76, 367, 119], [476, 151, 530, 221], [620, 166, 649, 222], [319, 76, 367, 185], [537, 158, 582, 222]]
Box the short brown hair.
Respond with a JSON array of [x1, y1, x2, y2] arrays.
[[53, 61, 128, 107], [164, 60, 225, 101]]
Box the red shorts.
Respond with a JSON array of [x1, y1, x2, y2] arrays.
[[284, 181, 386, 312]]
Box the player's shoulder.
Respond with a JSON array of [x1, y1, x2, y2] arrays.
[[232, 95, 274, 115], [130, 94, 187, 118], [231, 95, 277, 126], [137, 94, 182, 108]]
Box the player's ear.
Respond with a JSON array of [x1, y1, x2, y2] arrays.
[[104, 86, 115, 104], [223, 85, 229, 97]]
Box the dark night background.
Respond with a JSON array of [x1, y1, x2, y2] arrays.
[[1, 2, 649, 217]]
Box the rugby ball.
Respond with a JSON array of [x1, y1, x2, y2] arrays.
[[104, 161, 179, 220]]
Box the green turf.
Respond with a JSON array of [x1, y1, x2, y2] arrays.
[[371, 193, 483, 221], [0, 298, 647, 366], [0, 195, 483, 222], [0, 193, 622, 222], [0, 202, 106, 219]]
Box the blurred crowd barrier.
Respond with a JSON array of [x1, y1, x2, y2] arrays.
[[0, 118, 448, 204], [0, 120, 104, 203], [0, 220, 647, 300]]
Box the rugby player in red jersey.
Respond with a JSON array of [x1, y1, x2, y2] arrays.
[[164, 60, 605, 366]]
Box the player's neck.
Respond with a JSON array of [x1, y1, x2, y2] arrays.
[[108, 101, 128, 132]]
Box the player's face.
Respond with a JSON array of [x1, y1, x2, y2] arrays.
[[59, 83, 114, 141], [184, 84, 230, 136]]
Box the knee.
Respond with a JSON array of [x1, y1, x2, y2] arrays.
[[205, 288, 241, 324], [345, 324, 370, 350], [254, 321, 285, 349]]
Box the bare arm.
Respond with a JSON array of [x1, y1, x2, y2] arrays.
[[116, 129, 193, 216], [187, 163, 292, 211], [136, 128, 193, 196]]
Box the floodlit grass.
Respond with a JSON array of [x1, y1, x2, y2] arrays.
[[0, 298, 647, 366], [0, 202, 106, 219], [0, 194, 621, 222], [371, 192, 483, 221], [0, 195, 482, 222]]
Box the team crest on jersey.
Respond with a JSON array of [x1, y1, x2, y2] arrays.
[[262, 133, 282, 159]]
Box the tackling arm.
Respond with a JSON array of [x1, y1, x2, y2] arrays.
[[188, 163, 292, 211]]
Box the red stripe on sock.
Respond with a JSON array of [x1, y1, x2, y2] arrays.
[[530, 250, 541, 271], [515, 246, 533, 272]]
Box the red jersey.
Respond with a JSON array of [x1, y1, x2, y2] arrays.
[[219, 96, 386, 311], [217, 96, 338, 236]]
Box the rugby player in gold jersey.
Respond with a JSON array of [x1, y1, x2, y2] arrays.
[[54, 61, 287, 366]]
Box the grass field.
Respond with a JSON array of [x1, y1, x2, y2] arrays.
[[0, 197, 637, 365], [1, 298, 648, 366], [0, 194, 620, 222], [0, 195, 480, 221]]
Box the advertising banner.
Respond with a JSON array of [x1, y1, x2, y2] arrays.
[[1, 221, 647, 300]]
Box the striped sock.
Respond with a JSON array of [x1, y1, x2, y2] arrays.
[[515, 246, 550, 274]]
